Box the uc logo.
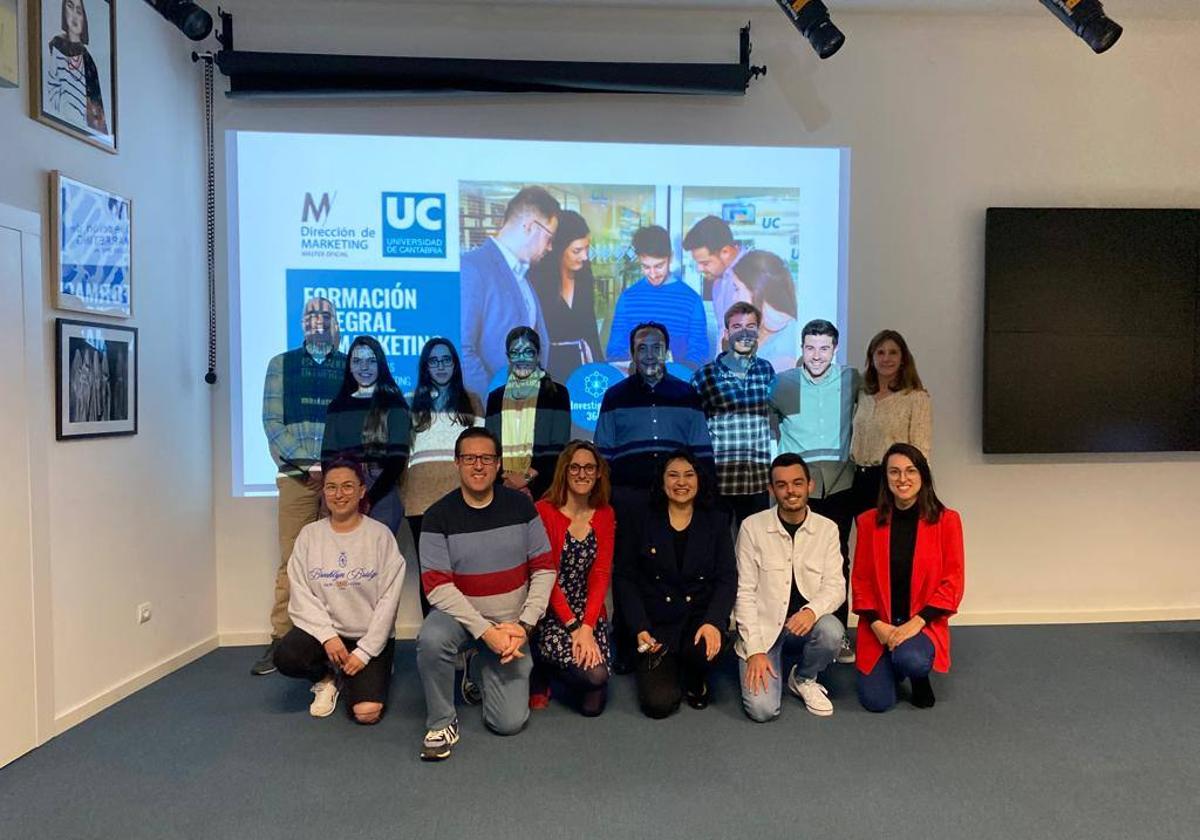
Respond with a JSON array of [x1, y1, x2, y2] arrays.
[[381, 192, 447, 258]]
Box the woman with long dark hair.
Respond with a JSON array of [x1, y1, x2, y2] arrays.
[[529, 440, 616, 716], [530, 210, 604, 383], [850, 329, 932, 513], [613, 449, 736, 718], [851, 443, 964, 712], [321, 336, 411, 535], [730, 250, 799, 372], [485, 326, 572, 502], [402, 338, 482, 598]]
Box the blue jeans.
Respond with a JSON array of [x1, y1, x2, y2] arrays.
[[856, 632, 935, 713], [739, 613, 843, 723]]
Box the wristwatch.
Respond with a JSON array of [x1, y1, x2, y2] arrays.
[[564, 618, 582, 634]]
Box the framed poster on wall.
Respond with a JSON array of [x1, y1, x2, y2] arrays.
[[50, 170, 132, 317], [55, 318, 137, 440], [29, 0, 117, 152], [0, 0, 18, 88]]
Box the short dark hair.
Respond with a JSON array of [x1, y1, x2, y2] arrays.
[[320, 457, 366, 484], [724, 301, 762, 329], [629, 321, 670, 359], [682, 215, 735, 254], [801, 319, 839, 346], [505, 325, 542, 357], [770, 452, 811, 483], [454, 426, 500, 459], [502, 186, 561, 224], [632, 225, 671, 258]]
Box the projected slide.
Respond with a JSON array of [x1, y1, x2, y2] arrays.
[[230, 132, 848, 495]]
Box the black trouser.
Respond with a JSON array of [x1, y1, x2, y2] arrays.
[[530, 660, 610, 717], [408, 515, 432, 617], [851, 465, 883, 516], [273, 627, 396, 719], [721, 491, 771, 534], [809, 488, 855, 630], [609, 486, 651, 669], [634, 618, 714, 719]]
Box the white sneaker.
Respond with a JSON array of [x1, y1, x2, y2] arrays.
[[421, 718, 461, 761], [835, 634, 856, 665], [309, 678, 339, 718], [788, 667, 833, 716]]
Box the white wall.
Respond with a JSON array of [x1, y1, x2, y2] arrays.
[[213, 1, 1200, 640], [0, 4, 216, 724]]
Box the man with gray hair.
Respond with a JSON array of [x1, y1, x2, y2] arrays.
[[252, 296, 347, 675]]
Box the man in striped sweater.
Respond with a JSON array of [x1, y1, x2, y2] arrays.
[[416, 427, 555, 761]]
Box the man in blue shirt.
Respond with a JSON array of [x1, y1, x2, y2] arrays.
[[595, 321, 714, 671], [770, 319, 860, 663], [605, 226, 709, 370], [459, 187, 560, 398]]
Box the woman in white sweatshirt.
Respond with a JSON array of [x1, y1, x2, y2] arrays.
[[272, 458, 406, 723]]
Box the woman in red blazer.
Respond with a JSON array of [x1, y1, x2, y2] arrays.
[[852, 443, 964, 711], [530, 440, 617, 716]]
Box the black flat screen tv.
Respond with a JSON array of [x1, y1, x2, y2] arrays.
[[983, 208, 1200, 454]]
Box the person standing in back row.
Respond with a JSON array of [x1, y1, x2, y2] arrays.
[[850, 330, 932, 514]]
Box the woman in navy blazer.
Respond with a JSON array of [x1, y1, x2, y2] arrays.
[[614, 450, 737, 718]]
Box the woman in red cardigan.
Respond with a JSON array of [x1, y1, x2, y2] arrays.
[[530, 440, 616, 716], [852, 442, 964, 711]]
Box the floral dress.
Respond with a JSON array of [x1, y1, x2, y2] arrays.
[[533, 530, 612, 670]]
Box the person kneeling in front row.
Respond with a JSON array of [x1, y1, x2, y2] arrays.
[[734, 454, 845, 721], [416, 427, 556, 761], [273, 458, 406, 723], [852, 443, 964, 712]]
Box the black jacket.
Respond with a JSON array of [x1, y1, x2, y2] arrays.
[[614, 505, 737, 652]]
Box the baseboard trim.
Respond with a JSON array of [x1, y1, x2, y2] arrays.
[[950, 607, 1200, 626], [53, 636, 220, 736]]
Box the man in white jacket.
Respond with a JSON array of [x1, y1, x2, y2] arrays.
[[273, 458, 406, 723], [734, 453, 845, 721]]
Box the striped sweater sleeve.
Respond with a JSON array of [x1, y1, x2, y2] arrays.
[[519, 511, 556, 626]]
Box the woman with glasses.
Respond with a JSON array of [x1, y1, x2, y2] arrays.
[[485, 327, 572, 502], [852, 443, 963, 712], [273, 459, 404, 724], [402, 338, 483, 613], [530, 210, 605, 383], [613, 449, 736, 718], [528, 441, 616, 716], [321, 336, 411, 535]]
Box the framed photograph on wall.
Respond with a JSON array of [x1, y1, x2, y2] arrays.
[[29, 0, 117, 152], [51, 171, 132, 317], [0, 0, 18, 88], [56, 318, 137, 440]]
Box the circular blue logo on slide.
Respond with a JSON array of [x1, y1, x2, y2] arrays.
[[565, 363, 624, 432]]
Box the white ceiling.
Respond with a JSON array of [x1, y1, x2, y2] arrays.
[[389, 1, 1196, 16]]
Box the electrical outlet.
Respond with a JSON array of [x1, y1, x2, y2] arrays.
[[137, 602, 152, 624]]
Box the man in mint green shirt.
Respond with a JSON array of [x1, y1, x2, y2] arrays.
[[770, 319, 859, 663]]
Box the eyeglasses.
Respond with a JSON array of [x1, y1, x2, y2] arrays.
[[427, 357, 454, 369], [567, 463, 598, 476], [507, 349, 537, 362], [457, 454, 499, 466], [530, 218, 555, 239], [323, 482, 360, 495]]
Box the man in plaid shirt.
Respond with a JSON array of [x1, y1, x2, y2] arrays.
[[253, 296, 347, 676], [690, 301, 777, 532]]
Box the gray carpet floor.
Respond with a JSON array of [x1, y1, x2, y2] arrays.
[[1, 622, 1198, 840]]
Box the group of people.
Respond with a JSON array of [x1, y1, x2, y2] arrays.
[[458, 186, 803, 392], [254, 270, 965, 760]]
